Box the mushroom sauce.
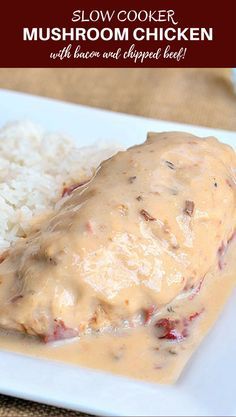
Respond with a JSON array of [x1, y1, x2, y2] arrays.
[[0, 132, 235, 383]]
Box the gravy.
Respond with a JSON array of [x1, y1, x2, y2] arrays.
[[0, 239, 235, 383], [0, 132, 235, 383]]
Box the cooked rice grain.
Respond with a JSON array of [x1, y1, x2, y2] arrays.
[[0, 121, 121, 249]]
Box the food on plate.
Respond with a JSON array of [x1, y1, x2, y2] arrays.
[[0, 121, 120, 249], [0, 127, 235, 383]]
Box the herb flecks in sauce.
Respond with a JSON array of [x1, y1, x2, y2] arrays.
[[0, 131, 235, 384], [128, 176, 137, 184], [165, 160, 175, 170]]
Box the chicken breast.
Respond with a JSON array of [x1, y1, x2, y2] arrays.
[[0, 132, 235, 342]]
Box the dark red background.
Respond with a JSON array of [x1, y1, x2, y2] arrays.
[[0, 0, 235, 67]]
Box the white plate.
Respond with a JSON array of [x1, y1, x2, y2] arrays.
[[0, 88, 235, 417]]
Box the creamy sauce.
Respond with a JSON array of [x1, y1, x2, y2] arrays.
[[0, 132, 235, 384], [0, 239, 235, 384]]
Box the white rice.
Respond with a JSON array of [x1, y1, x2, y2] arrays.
[[0, 120, 121, 250]]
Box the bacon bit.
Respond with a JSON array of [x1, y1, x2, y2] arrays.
[[136, 195, 143, 201], [184, 200, 195, 216], [62, 180, 89, 198], [217, 231, 236, 270], [43, 319, 78, 343], [188, 309, 204, 321], [143, 305, 155, 324], [128, 176, 137, 183], [140, 209, 156, 222], [183, 309, 205, 327], [155, 310, 203, 342], [155, 318, 184, 341], [0, 250, 9, 264]]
